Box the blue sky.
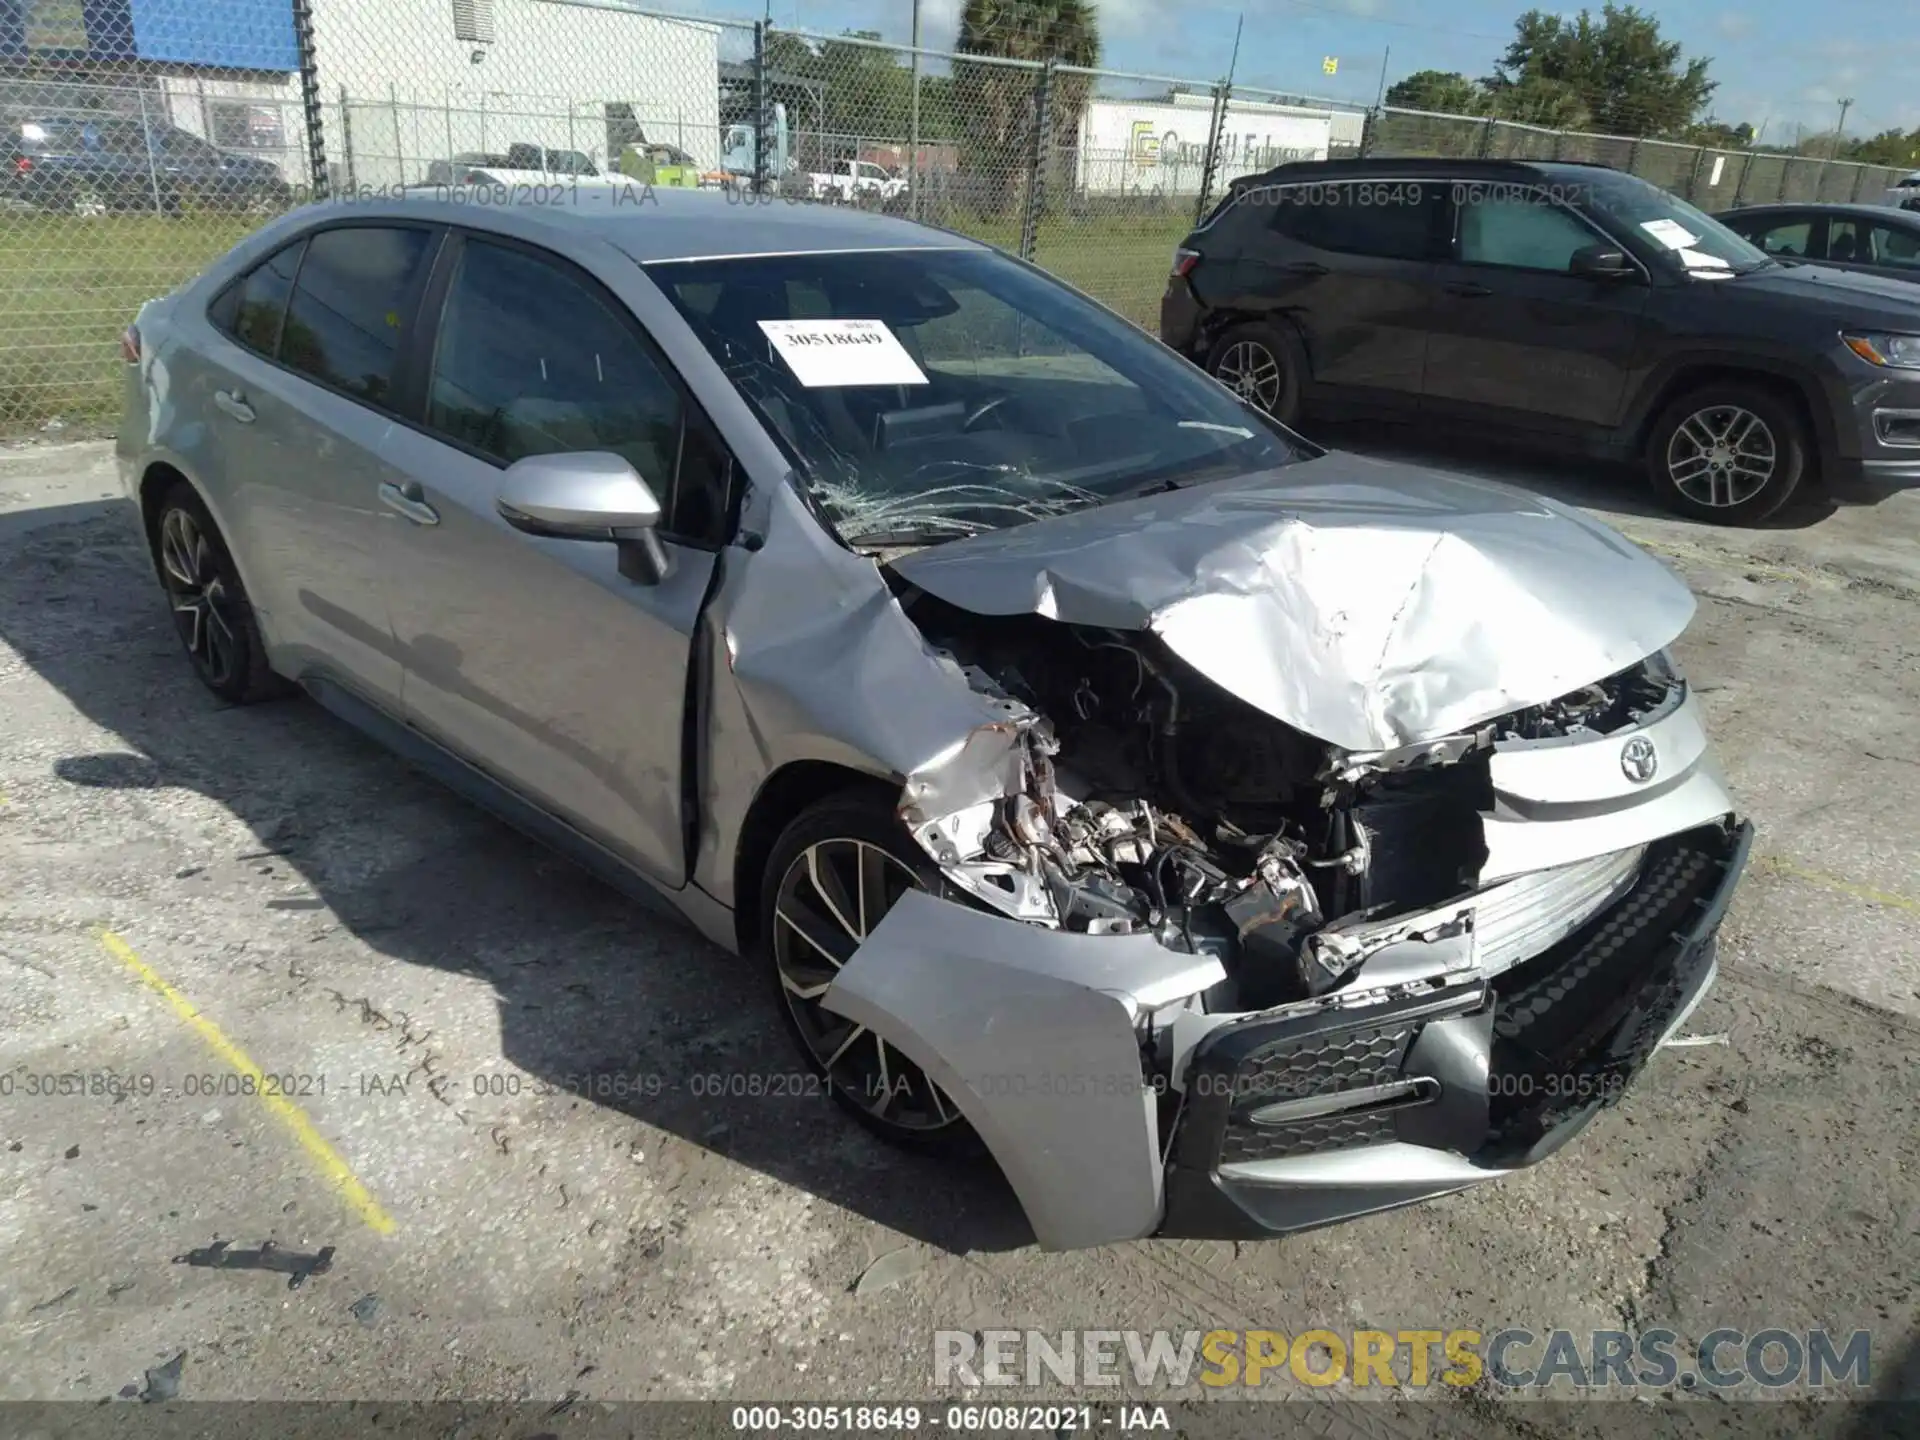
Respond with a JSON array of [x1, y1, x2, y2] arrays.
[[754, 0, 1919, 140]]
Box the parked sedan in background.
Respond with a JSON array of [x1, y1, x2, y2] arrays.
[[118, 188, 1749, 1250], [1162, 157, 1920, 524], [1716, 202, 1920, 285], [4, 114, 291, 214]]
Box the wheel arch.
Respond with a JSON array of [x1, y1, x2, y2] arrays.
[[1199, 307, 1310, 368], [730, 759, 900, 953], [1626, 359, 1832, 484], [137, 459, 194, 553], [136, 458, 278, 648]]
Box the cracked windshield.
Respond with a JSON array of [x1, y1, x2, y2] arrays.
[[650, 249, 1309, 546]]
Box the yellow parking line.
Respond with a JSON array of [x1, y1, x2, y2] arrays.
[[94, 928, 397, 1235], [1754, 856, 1920, 917]]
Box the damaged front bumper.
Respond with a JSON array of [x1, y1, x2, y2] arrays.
[[824, 818, 1752, 1251]]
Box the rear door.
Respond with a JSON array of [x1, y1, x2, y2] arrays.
[[1822, 214, 1920, 282], [377, 230, 738, 887], [198, 222, 443, 708], [152, 126, 234, 205], [1230, 178, 1448, 407], [1421, 185, 1652, 434]]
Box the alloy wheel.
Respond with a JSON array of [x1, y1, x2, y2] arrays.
[[157, 508, 240, 688], [1665, 404, 1777, 508], [70, 185, 106, 218], [771, 838, 962, 1134], [1214, 339, 1285, 412]]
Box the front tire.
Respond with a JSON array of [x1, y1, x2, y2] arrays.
[[1204, 320, 1304, 426], [150, 482, 289, 704], [1646, 382, 1809, 524], [759, 794, 977, 1155]]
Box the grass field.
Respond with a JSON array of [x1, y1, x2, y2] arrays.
[[0, 206, 1191, 435], [0, 212, 263, 434]]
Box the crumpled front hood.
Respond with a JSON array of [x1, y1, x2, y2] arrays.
[[888, 451, 1696, 753]]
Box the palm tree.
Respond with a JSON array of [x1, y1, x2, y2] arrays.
[[952, 0, 1102, 217]]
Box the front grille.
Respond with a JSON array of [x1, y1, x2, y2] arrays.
[[1482, 827, 1734, 1153], [1166, 984, 1486, 1172], [1220, 1024, 1416, 1163]]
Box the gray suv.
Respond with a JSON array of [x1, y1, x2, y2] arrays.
[[1163, 158, 1920, 524]]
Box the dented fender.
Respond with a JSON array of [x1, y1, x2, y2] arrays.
[[821, 889, 1224, 1250]]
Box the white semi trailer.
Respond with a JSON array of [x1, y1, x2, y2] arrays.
[[1074, 97, 1334, 196]]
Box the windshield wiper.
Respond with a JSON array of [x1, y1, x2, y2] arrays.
[[843, 529, 976, 550]]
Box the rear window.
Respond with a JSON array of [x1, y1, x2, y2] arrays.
[[279, 226, 436, 405], [1269, 181, 1446, 261], [647, 247, 1311, 546], [211, 237, 307, 357]]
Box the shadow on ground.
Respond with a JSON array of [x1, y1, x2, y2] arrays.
[[1310, 419, 1843, 531], [0, 496, 1032, 1255]]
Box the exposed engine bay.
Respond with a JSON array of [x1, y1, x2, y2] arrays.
[[894, 585, 1684, 1015]]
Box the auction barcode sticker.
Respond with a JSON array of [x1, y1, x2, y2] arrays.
[[757, 319, 929, 387]]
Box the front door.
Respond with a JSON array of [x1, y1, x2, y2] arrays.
[[1422, 188, 1651, 434], [378, 232, 736, 887]]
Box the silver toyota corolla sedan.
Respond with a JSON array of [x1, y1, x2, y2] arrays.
[[118, 186, 1751, 1250]]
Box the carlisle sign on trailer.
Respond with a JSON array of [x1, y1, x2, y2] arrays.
[[1075, 97, 1333, 195]]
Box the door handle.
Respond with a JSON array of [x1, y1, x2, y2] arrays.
[[378, 480, 440, 527], [1284, 260, 1329, 276], [1444, 281, 1493, 298], [212, 388, 254, 423]]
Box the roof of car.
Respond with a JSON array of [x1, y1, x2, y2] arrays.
[[298, 184, 985, 263], [1722, 201, 1920, 221], [1229, 156, 1639, 187]]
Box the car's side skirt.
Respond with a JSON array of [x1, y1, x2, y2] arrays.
[[298, 672, 739, 953]]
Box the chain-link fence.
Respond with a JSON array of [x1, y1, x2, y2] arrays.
[[1367, 107, 1908, 209], [2, 0, 1912, 434]]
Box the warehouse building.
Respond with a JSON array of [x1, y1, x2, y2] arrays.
[[0, 0, 723, 190]]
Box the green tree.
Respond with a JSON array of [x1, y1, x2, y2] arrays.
[[953, 0, 1102, 214], [1383, 70, 1488, 115], [1681, 119, 1754, 148], [1843, 127, 1920, 167], [1490, 74, 1591, 130], [1485, 4, 1715, 138], [815, 33, 915, 138]]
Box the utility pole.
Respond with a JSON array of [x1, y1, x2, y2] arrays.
[[909, 0, 922, 220], [1832, 97, 1854, 159], [1374, 45, 1390, 110]]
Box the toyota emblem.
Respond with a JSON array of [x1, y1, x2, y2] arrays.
[[1620, 735, 1658, 784]]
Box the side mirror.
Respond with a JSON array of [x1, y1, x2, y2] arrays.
[[1570, 244, 1637, 280], [497, 451, 671, 585]]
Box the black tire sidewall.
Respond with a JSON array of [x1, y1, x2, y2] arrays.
[[1646, 383, 1808, 525], [757, 792, 981, 1156], [152, 481, 285, 704]]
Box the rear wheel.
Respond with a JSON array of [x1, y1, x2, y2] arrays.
[[760, 794, 977, 1154], [1646, 382, 1809, 524], [63, 183, 107, 217], [150, 482, 290, 704], [1204, 320, 1304, 427]]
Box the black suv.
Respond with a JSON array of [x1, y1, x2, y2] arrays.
[[5, 114, 292, 215], [1161, 158, 1920, 523]]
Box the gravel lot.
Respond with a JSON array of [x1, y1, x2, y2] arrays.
[[2, 435, 1917, 1436]]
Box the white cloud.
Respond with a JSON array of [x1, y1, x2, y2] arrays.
[[1093, 0, 1160, 35], [1713, 11, 1753, 40], [907, 0, 1151, 47]]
